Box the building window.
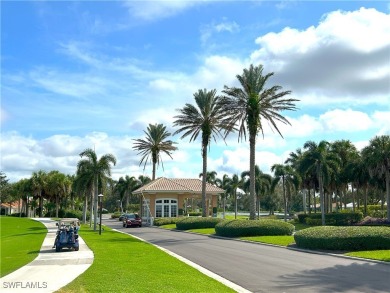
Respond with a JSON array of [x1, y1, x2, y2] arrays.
[[155, 198, 178, 218]]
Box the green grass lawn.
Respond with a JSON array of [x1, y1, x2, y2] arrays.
[[160, 223, 176, 229], [345, 250, 390, 262], [187, 228, 216, 235], [59, 225, 234, 293], [0, 216, 47, 277], [240, 235, 295, 246]]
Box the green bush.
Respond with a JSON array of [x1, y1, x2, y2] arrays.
[[215, 219, 294, 237], [294, 226, 390, 251], [303, 212, 363, 226], [297, 214, 309, 223], [176, 217, 223, 230], [111, 212, 121, 219], [153, 217, 182, 226], [10, 213, 26, 217], [187, 212, 202, 216]]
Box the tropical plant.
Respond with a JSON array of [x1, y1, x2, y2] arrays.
[[222, 64, 298, 220], [241, 165, 272, 218], [115, 176, 140, 209], [30, 170, 47, 217], [199, 171, 218, 186], [300, 141, 340, 225], [271, 164, 300, 221], [173, 89, 231, 217], [215, 174, 232, 219], [362, 135, 390, 221], [46, 170, 72, 217], [228, 174, 244, 219], [77, 148, 116, 230], [133, 123, 177, 180]]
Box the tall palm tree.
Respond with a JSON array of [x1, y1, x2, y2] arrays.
[[241, 165, 272, 219], [222, 64, 298, 220], [173, 88, 231, 217], [362, 135, 390, 221], [77, 148, 116, 231], [271, 164, 300, 222], [133, 123, 177, 180], [300, 141, 340, 225]]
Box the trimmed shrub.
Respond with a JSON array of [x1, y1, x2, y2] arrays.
[[10, 212, 26, 217], [304, 212, 363, 226], [297, 214, 309, 224], [176, 217, 223, 230], [215, 219, 294, 237], [111, 212, 121, 219], [294, 226, 390, 251], [153, 217, 182, 226], [187, 212, 202, 217]]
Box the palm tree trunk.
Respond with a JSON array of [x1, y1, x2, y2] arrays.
[[364, 184, 368, 217], [89, 189, 93, 227], [249, 136, 256, 220], [152, 162, 156, 181], [386, 169, 390, 222], [56, 195, 59, 218], [234, 190, 238, 219], [201, 145, 207, 217], [282, 176, 287, 222], [93, 177, 98, 231], [351, 183, 356, 212], [318, 165, 325, 226], [82, 194, 87, 224], [308, 189, 311, 214]]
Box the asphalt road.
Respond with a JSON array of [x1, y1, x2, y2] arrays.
[[104, 219, 390, 293]]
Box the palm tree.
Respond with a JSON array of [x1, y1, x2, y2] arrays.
[[31, 170, 47, 217], [222, 64, 298, 220], [215, 174, 232, 219], [229, 174, 244, 219], [133, 123, 177, 180], [241, 165, 272, 219], [300, 141, 340, 225], [77, 148, 116, 231], [46, 170, 72, 217], [362, 135, 390, 221], [271, 164, 300, 221], [173, 89, 231, 217], [115, 176, 140, 210], [199, 171, 218, 185]]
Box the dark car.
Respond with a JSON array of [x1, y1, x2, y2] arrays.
[[123, 213, 142, 228], [118, 213, 127, 221]]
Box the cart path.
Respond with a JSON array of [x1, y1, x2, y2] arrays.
[[1, 218, 94, 293]]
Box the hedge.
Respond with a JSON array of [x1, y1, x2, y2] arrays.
[[294, 226, 390, 251], [176, 217, 223, 230], [153, 217, 183, 226], [215, 219, 294, 237], [299, 212, 363, 226]]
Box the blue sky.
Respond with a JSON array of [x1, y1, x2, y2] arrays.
[[1, 1, 389, 182]]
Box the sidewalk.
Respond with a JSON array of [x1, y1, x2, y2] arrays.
[[1, 218, 94, 293]]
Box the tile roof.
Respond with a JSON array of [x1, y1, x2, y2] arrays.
[[133, 177, 224, 194]]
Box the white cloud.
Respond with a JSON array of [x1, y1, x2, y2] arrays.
[[250, 7, 390, 102], [319, 109, 373, 132], [201, 19, 240, 44], [123, 0, 203, 21]]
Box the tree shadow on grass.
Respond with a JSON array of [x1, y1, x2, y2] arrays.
[[274, 262, 390, 293]]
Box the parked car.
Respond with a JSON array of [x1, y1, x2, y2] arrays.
[[118, 213, 127, 221], [123, 213, 142, 228]]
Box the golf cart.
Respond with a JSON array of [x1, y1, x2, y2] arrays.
[[54, 218, 80, 252]]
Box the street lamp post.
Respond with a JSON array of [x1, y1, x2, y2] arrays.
[[98, 194, 104, 235]]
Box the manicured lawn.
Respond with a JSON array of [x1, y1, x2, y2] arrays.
[[240, 235, 295, 246], [187, 228, 215, 235], [345, 250, 390, 262], [58, 225, 234, 293], [0, 216, 47, 277], [160, 223, 176, 229]]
